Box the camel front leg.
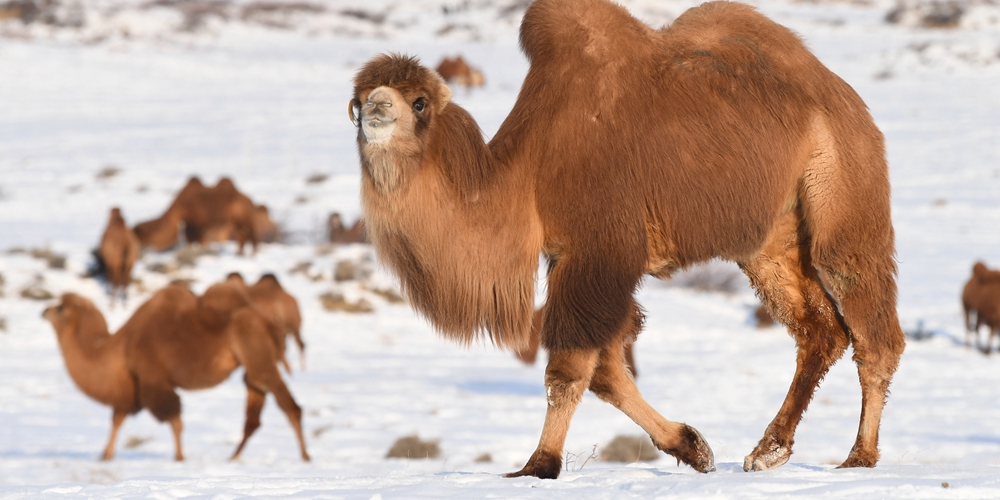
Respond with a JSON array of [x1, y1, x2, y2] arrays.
[[100, 409, 128, 461], [588, 342, 715, 472], [169, 415, 184, 461], [507, 348, 599, 479]]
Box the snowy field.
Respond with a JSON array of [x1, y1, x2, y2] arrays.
[[2, 0, 1000, 497]]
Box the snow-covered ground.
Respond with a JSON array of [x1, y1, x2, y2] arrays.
[[2, 0, 1000, 497]]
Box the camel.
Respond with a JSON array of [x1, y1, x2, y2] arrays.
[[42, 283, 309, 462], [961, 261, 1000, 352], [328, 212, 369, 244], [134, 176, 259, 254], [98, 207, 140, 307], [350, 0, 905, 478], [435, 56, 485, 89], [226, 272, 306, 370], [514, 307, 637, 378]]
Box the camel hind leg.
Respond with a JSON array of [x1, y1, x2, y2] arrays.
[[739, 209, 851, 471], [802, 131, 905, 467], [100, 409, 128, 460], [230, 312, 310, 461], [231, 383, 266, 461]]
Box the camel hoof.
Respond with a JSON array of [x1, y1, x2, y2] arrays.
[[743, 439, 791, 472], [658, 424, 716, 473], [837, 449, 878, 468], [505, 450, 561, 479]]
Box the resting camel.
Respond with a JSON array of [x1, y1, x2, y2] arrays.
[[350, 0, 904, 478], [962, 262, 1000, 352], [435, 56, 485, 88], [98, 207, 140, 307], [134, 176, 259, 254], [328, 212, 369, 244], [42, 283, 309, 462]]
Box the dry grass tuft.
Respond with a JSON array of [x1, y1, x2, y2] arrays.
[[20, 285, 54, 301], [305, 172, 328, 184], [319, 291, 373, 313], [386, 435, 440, 459], [96, 165, 121, 180], [600, 435, 659, 463]]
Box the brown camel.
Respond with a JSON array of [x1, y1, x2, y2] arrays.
[[98, 207, 140, 307], [226, 272, 306, 370], [435, 56, 485, 88], [42, 283, 309, 462], [962, 261, 1000, 352], [134, 176, 259, 254], [328, 212, 369, 244], [350, 0, 904, 478]]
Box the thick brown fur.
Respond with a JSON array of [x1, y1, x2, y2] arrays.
[[962, 261, 1000, 352], [328, 213, 370, 244], [99, 207, 140, 307], [228, 272, 306, 369], [353, 0, 904, 477], [42, 284, 309, 462], [134, 176, 260, 254], [435, 56, 485, 88]]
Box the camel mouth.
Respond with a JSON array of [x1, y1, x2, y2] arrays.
[[362, 117, 397, 144]]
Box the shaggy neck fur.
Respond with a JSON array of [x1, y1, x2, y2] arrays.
[[361, 103, 543, 350], [53, 304, 133, 407]]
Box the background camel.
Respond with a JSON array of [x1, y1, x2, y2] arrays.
[[327, 212, 369, 244], [42, 282, 309, 462], [435, 56, 485, 89], [351, 0, 904, 478], [961, 261, 1000, 352], [133, 176, 260, 254], [97, 207, 140, 307], [226, 272, 306, 370]]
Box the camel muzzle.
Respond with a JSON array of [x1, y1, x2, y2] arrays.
[[361, 89, 399, 143]]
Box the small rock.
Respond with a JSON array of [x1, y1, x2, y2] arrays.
[[386, 435, 440, 459], [600, 435, 659, 463]]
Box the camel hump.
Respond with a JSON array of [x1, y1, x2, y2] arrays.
[[520, 0, 649, 64], [974, 261, 989, 278]]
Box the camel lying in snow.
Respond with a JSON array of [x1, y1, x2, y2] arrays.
[[328, 213, 369, 244], [98, 207, 140, 307], [351, 0, 904, 477], [435, 56, 485, 89], [43, 282, 309, 462], [962, 261, 1000, 352], [133, 176, 260, 254]]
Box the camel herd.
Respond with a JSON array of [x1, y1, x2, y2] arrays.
[[31, 0, 1000, 479]]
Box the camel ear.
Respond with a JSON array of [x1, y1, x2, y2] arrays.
[[435, 72, 452, 107]]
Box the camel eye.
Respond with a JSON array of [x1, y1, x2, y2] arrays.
[[413, 97, 427, 113]]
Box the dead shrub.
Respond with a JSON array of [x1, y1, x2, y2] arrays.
[[319, 291, 373, 313], [174, 246, 215, 268], [600, 435, 659, 463], [363, 284, 405, 304], [123, 435, 152, 449], [386, 435, 440, 459], [668, 261, 746, 294], [305, 172, 328, 184], [474, 452, 492, 463], [0, 316, 7, 332], [333, 260, 358, 282], [95, 165, 121, 180], [28, 248, 65, 269], [20, 285, 54, 301]]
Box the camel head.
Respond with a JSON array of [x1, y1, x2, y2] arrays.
[[43, 293, 110, 341], [351, 54, 452, 194], [109, 207, 124, 223]]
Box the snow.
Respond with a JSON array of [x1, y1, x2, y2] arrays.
[[2, 0, 1000, 497]]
